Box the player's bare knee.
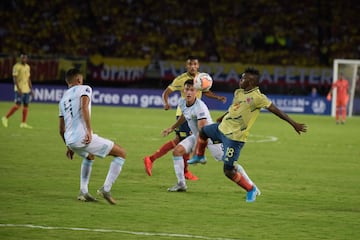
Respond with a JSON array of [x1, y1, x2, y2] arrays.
[[223, 165, 235, 179], [116, 148, 126, 159], [87, 154, 95, 160], [199, 128, 208, 140], [173, 146, 185, 156]]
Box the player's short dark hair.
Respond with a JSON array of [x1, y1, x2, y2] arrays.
[[65, 68, 81, 83], [187, 55, 198, 61], [184, 79, 194, 86], [244, 67, 260, 83], [244, 67, 260, 76]]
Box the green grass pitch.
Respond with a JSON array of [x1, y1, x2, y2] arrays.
[[0, 102, 359, 240]]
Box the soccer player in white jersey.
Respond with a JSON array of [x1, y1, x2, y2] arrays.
[[162, 79, 255, 192], [59, 68, 126, 204]]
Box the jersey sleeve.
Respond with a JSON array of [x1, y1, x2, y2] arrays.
[[59, 102, 63, 117], [12, 64, 19, 77], [80, 85, 92, 98], [196, 101, 208, 120], [168, 76, 184, 92], [258, 93, 272, 109]]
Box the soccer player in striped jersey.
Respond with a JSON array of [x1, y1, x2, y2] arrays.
[[143, 56, 226, 180], [189, 67, 307, 202], [162, 79, 223, 191], [59, 68, 126, 204]]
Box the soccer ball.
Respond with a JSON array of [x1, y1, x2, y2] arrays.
[[194, 72, 213, 91]]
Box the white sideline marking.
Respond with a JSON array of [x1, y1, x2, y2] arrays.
[[0, 224, 238, 240], [247, 134, 278, 143]]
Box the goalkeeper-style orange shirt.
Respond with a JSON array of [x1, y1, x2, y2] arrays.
[[332, 78, 349, 105]]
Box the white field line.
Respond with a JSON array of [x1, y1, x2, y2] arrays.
[[0, 224, 239, 240]]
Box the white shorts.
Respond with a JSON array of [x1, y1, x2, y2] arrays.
[[67, 133, 114, 158], [179, 135, 223, 161]]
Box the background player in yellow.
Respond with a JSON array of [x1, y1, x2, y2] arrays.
[[143, 56, 227, 180], [2, 54, 33, 128]]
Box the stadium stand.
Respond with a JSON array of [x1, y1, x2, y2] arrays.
[[0, 0, 358, 66]]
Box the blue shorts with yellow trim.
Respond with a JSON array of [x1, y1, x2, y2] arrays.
[[175, 116, 192, 141], [14, 92, 31, 105]]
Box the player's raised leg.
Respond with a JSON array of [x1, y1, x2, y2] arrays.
[[97, 142, 126, 205], [144, 139, 178, 176]]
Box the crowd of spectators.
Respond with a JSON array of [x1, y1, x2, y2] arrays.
[[0, 0, 358, 66]]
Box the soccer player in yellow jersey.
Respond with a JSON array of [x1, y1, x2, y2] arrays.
[[144, 56, 227, 180], [188, 67, 307, 202], [2, 54, 33, 128]]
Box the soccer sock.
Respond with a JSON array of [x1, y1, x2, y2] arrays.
[[231, 171, 253, 192], [150, 140, 176, 162], [195, 137, 208, 156], [341, 106, 347, 121], [236, 164, 254, 185], [6, 105, 20, 118], [173, 156, 185, 185], [22, 107, 28, 123], [80, 158, 93, 193], [183, 153, 190, 173], [103, 157, 125, 192]]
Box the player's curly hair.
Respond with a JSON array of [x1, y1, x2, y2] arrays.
[[244, 67, 260, 76], [244, 67, 260, 84]]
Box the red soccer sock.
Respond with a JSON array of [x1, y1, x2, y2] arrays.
[[6, 105, 20, 118], [195, 136, 208, 156], [150, 140, 177, 162], [183, 153, 190, 173], [336, 107, 340, 121], [231, 172, 253, 191], [341, 106, 347, 121], [22, 107, 29, 123]]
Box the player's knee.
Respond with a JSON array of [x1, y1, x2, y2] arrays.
[[173, 145, 185, 156], [111, 144, 126, 158], [119, 148, 126, 158], [223, 164, 235, 178], [87, 154, 95, 160], [199, 128, 208, 140], [118, 147, 126, 159]]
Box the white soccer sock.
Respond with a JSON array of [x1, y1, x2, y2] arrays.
[[236, 164, 254, 185], [173, 156, 185, 186], [103, 157, 125, 192], [80, 158, 93, 193]]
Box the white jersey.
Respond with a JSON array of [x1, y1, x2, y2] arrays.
[[59, 85, 92, 145], [178, 98, 213, 136]]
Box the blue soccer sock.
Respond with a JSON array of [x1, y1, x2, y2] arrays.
[[173, 156, 185, 185], [103, 157, 125, 192], [80, 158, 93, 193]]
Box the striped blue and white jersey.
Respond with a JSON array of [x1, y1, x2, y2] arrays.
[[178, 98, 213, 136], [59, 85, 92, 145]]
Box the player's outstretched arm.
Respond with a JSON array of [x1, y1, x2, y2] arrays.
[[267, 103, 307, 134], [162, 115, 186, 137], [162, 87, 173, 110], [203, 90, 227, 103]]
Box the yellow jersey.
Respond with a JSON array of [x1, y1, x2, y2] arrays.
[[219, 87, 271, 142], [13, 62, 31, 93], [168, 72, 202, 116]]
